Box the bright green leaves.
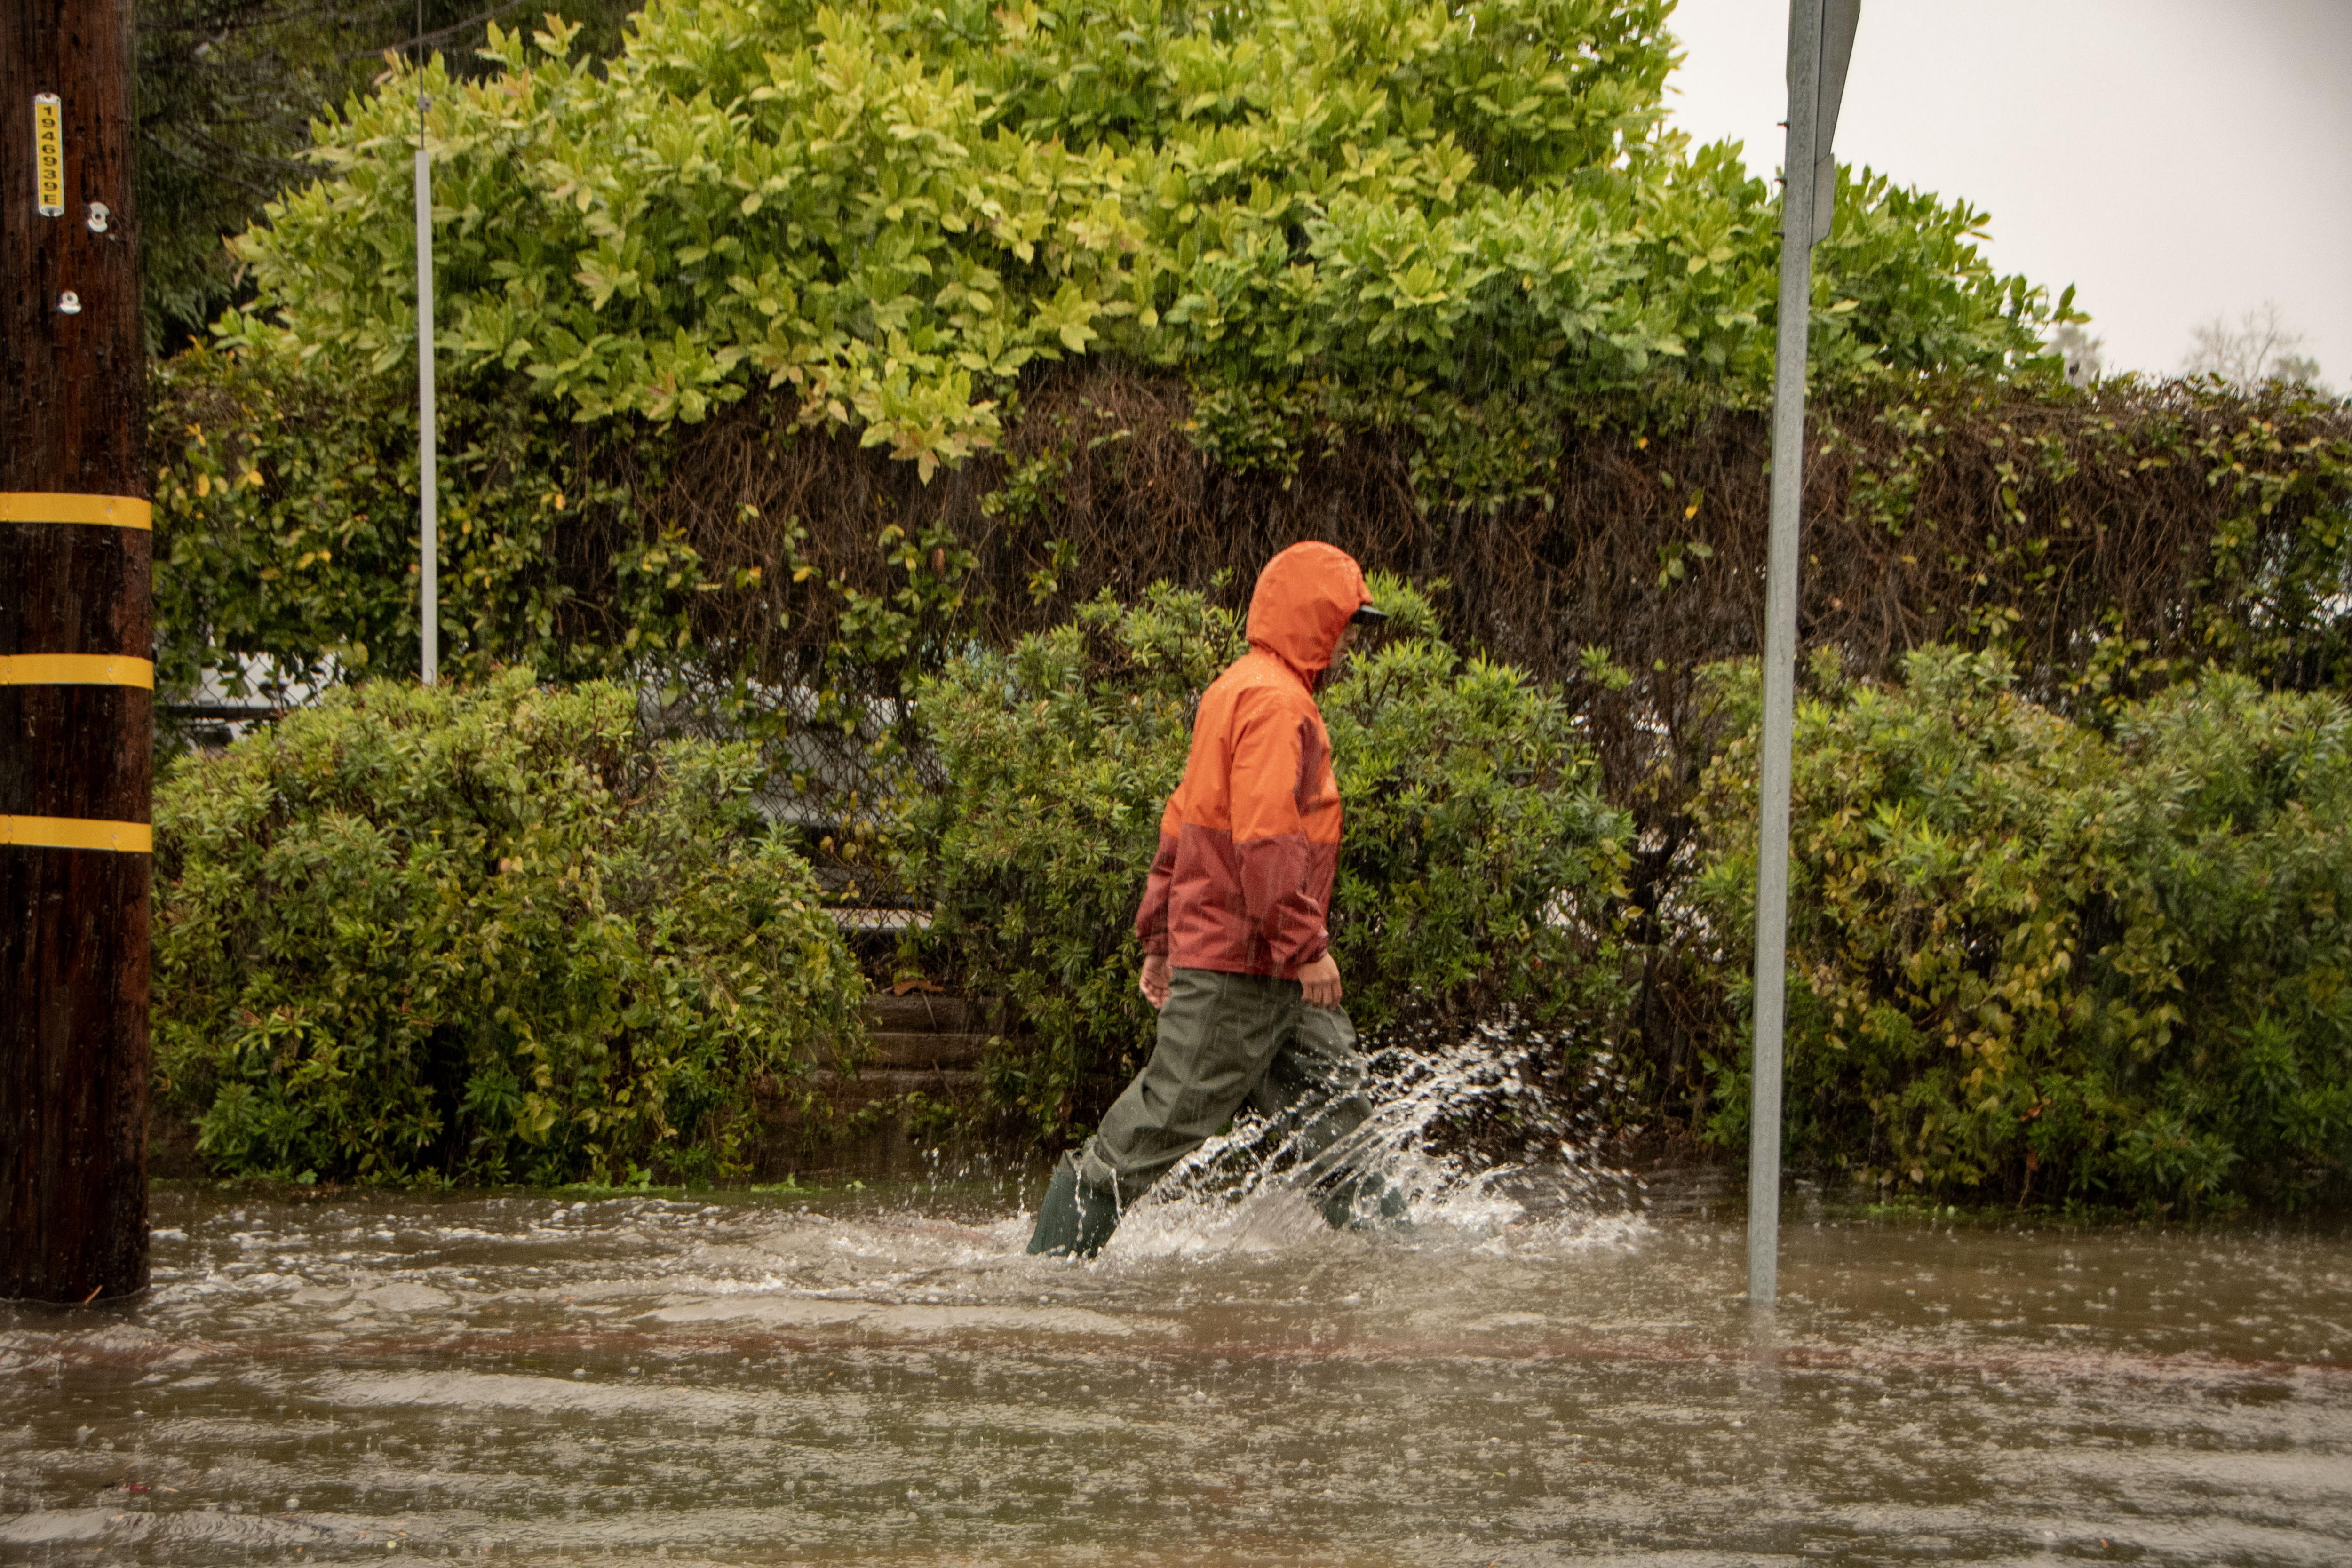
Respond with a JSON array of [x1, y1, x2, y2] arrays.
[[575, 237, 646, 311], [219, 0, 2063, 481], [1031, 280, 1104, 355]]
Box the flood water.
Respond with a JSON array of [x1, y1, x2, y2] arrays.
[[3, 1167, 2347, 1565]]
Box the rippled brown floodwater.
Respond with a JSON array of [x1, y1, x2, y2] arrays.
[[1, 1168, 2346, 1565]]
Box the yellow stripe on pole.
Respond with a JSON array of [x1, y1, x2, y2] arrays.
[[0, 654, 155, 689], [0, 815, 153, 854], [0, 493, 153, 530]]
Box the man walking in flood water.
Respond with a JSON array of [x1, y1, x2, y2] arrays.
[[1028, 541, 1391, 1257]]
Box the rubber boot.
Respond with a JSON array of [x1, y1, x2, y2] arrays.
[[1026, 1159, 1121, 1257]]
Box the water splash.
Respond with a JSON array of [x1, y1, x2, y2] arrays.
[[7, 1156, 2345, 1563], [1105, 1020, 1646, 1259]]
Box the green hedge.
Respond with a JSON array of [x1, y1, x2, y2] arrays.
[[909, 580, 1630, 1136], [143, 617, 2352, 1210], [155, 670, 865, 1185], [221, 0, 2062, 478], [1688, 648, 2352, 1210], [152, 347, 696, 699]]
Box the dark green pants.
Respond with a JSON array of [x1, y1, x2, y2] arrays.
[[1073, 966, 1370, 1208]]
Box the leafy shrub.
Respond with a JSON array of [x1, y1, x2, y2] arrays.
[[1321, 605, 1632, 1034], [220, 0, 2065, 480], [911, 580, 1630, 1136], [154, 670, 864, 1185], [1689, 647, 2352, 1210], [152, 347, 702, 696]]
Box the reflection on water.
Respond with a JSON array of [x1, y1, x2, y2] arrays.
[[2, 1162, 2347, 1565]]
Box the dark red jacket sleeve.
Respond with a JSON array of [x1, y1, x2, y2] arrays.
[[1229, 701, 1328, 974], [1133, 800, 1179, 956]]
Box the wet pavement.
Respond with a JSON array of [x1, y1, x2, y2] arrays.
[[1, 1168, 2347, 1565]]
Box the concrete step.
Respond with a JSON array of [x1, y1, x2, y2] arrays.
[[865, 1031, 991, 1071], [806, 994, 996, 1075], [863, 993, 987, 1033], [801, 1067, 982, 1109], [747, 992, 1005, 1178]]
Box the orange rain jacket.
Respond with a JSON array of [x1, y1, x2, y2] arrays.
[[1134, 542, 1373, 978]]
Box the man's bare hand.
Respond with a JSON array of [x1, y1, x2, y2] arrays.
[[1139, 953, 1171, 1010], [1294, 953, 1343, 1009]]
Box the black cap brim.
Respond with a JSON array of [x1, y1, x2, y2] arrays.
[[1349, 604, 1388, 626]]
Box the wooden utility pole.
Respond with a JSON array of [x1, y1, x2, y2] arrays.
[[1, 0, 152, 1303]]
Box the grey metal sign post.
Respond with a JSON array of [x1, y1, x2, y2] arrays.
[[1749, 0, 1859, 1309]]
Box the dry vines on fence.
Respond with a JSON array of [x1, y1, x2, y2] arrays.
[[593, 364, 2350, 826]]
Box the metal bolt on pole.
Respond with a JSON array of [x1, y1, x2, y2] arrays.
[[1749, 0, 1859, 1309], [414, 14, 438, 686], [2, 0, 154, 1303]]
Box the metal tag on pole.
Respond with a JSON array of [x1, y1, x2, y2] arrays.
[[1749, 0, 1859, 1309], [415, 29, 438, 686]]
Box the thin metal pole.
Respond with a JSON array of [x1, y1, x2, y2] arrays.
[[414, 10, 438, 685], [1749, 0, 1827, 1309]]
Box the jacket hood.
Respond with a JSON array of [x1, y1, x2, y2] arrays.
[[1246, 541, 1371, 681]]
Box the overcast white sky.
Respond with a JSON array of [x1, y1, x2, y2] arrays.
[[1664, 0, 2352, 384]]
